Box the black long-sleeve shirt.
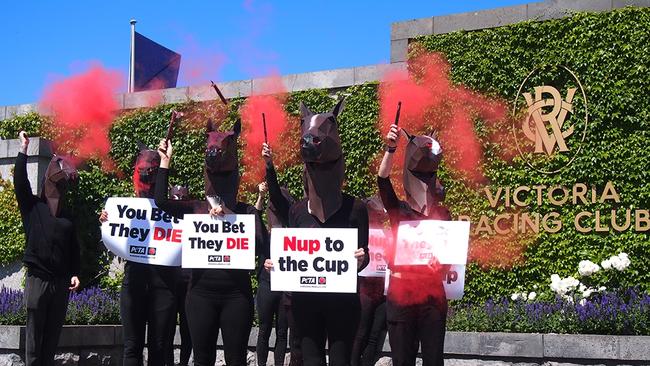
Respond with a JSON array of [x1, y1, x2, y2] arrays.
[[154, 167, 270, 293], [265, 161, 291, 227], [14, 152, 80, 280], [288, 194, 370, 272]]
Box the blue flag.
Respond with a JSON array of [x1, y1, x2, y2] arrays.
[[134, 32, 181, 91]]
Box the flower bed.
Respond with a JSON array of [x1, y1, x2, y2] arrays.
[[0, 286, 120, 325]]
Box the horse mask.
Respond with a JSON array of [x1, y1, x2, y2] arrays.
[[41, 155, 78, 216], [133, 143, 161, 198], [204, 119, 241, 209], [300, 99, 345, 223], [402, 131, 443, 216]]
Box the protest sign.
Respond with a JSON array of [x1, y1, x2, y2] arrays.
[[394, 220, 470, 265]]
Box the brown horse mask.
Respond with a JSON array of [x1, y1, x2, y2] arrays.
[[204, 119, 241, 209], [42, 155, 78, 216], [299, 99, 345, 223], [401, 130, 443, 217]]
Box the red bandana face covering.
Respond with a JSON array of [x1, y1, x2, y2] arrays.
[[204, 119, 241, 210], [299, 99, 346, 223], [42, 155, 78, 216], [402, 133, 443, 217]]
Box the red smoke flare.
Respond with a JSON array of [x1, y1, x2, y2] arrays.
[[40, 64, 122, 171], [378, 50, 508, 188], [240, 75, 290, 191]]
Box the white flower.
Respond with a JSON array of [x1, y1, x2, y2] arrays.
[[599, 286, 607, 292], [601, 259, 612, 270], [533, 284, 538, 290], [617, 253, 631, 270], [578, 260, 600, 276], [579, 283, 587, 292], [582, 288, 595, 298], [579, 298, 587, 306], [511, 293, 520, 301], [528, 292, 537, 301]]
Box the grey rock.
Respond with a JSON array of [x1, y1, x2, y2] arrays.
[[54, 353, 80, 366], [0, 354, 24, 366]]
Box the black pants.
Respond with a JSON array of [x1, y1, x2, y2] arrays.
[[185, 288, 253, 366], [386, 278, 447, 366], [25, 275, 69, 366], [256, 281, 288, 366], [166, 276, 192, 366], [292, 293, 360, 366], [351, 295, 386, 366], [284, 294, 302, 366], [121, 266, 177, 366]]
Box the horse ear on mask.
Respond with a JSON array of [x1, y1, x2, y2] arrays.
[[299, 102, 313, 122], [401, 128, 414, 140], [206, 118, 218, 133], [136, 141, 148, 152], [330, 98, 345, 118]]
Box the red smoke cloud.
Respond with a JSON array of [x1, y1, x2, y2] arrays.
[[240, 75, 290, 191], [40, 64, 122, 171], [378, 50, 508, 187]]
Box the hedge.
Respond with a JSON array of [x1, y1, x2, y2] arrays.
[[0, 7, 647, 303]]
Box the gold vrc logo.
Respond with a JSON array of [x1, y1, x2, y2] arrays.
[[512, 65, 589, 174]]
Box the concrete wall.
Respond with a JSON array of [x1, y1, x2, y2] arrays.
[[1, 326, 650, 366], [389, 0, 650, 62]]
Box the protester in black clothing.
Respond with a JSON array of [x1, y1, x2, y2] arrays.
[[252, 178, 289, 366], [155, 119, 270, 366], [377, 124, 450, 366], [162, 185, 193, 366], [14, 131, 81, 366], [264, 100, 369, 366], [99, 143, 179, 366], [351, 197, 389, 366]]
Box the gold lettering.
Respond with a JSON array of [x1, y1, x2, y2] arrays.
[[611, 209, 631, 232], [494, 214, 511, 235], [600, 181, 620, 203], [548, 186, 569, 206], [542, 212, 562, 233], [533, 185, 546, 205], [595, 210, 609, 232], [575, 211, 592, 233], [484, 187, 502, 208], [476, 216, 494, 235], [635, 210, 649, 232], [520, 212, 540, 234], [573, 183, 588, 205], [513, 186, 529, 207]]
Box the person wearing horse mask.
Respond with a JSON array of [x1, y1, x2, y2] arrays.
[[14, 131, 81, 366], [264, 100, 369, 366], [377, 123, 450, 366], [155, 119, 270, 366], [99, 142, 179, 366]]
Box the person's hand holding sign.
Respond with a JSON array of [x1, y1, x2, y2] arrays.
[[354, 248, 366, 269], [99, 210, 108, 223], [263, 259, 274, 273]]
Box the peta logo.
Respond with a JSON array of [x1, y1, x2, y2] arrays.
[[129, 246, 146, 255], [318, 277, 327, 285], [208, 255, 223, 263], [300, 276, 316, 284]]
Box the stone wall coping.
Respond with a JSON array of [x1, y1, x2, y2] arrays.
[[1, 326, 649, 361], [389, 0, 650, 62], [0, 63, 405, 120]]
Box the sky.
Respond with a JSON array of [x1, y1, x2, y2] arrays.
[[0, 0, 532, 106]]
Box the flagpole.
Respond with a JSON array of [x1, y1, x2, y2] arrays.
[[128, 19, 137, 93]]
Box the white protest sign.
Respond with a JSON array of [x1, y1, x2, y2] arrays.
[[181, 214, 256, 269], [101, 197, 182, 266], [383, 265, 466, 300], [359, 228, 390, 278], [394, 220, 470, 266], [270, 228, 358, 293]]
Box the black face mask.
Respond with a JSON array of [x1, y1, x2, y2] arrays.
[[299, 99, 346, 223], [133, 145, 161, 198]]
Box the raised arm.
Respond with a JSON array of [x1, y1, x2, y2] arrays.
[[263, 143, 291, 225], [14, 131, 36, 216], [154, 139, 189, 219], [377, 124, 401, 212]]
